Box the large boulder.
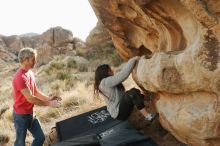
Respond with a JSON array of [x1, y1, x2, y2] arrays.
[[0, 27, 77, 64], [41, 26, 74, 47], [0, 37, 6, 48], [86, 22, 113, 49], [0, 36, 17, 62], [89, 0, 220, 145], [86, 22, 123, 67], [2, 35, 24, 53]]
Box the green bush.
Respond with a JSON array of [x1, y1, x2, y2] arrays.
[[85, 47, 123, 67], [77, 64, 88, 72], [50, 61, 65, 70], [56, 71, 71, 80], [66, 59, 77, 68]]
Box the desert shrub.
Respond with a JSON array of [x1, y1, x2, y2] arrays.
[[63, 56, 88, 71], [77, 64, 88, 72], [61, 96, 82, 108], [64, 78, 76, 90], [38, 62, 58, 75], [56, 70, 71, 80], [50, 80, 66, 95], [50, 61, 65, 70], [76, 47, 88, 56], [0, 134, 9, 145], [66, 59, 77, 68], [86, 46, 123, 67], [3, 108, 13, 122], [38, 108, 61, 123]]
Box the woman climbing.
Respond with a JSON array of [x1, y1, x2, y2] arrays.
[[94, 56, 158, 121]]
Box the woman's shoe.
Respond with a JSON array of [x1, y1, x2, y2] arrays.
[[145, 113, 159, 122]]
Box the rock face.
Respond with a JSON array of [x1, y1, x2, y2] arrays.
[[85, 22, 123, 67], [89, 0, 220, 145], [0, 27, 85, 65], [41, 27, 73, 47], [86, 22, 113, 49]]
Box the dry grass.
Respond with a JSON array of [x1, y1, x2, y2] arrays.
[[36, 81, 102, 123], [0, 109, 14, 146], [0, 134, 10, 146], [0, 42, 123, 145], [0, 79, 105, 145], [0, 53, 128, 146], [0, 55, 107, 145]]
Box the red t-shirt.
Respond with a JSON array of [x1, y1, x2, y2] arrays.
[[13, 68, 36, 114]]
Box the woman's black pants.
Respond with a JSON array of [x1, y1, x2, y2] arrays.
[[116, 88, 145, 121]]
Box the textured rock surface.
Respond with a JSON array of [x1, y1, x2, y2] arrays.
[[85, 22, 123, 67], [41, 27, 73, 47], [86, 22, 113, 49], [89, 0, 220, 145], [0, 27, 85, 66]]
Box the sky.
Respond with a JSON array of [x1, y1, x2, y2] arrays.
[[0, 0, 98, 41]]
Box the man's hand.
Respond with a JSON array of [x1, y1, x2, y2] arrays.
[[49, 99, 61, 108], [50, 96, 62, 101]]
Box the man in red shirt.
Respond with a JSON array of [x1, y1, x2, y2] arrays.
[[12, 47, 61, 146]]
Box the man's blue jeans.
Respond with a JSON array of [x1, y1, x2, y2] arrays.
[[13, 111, 45, 146]]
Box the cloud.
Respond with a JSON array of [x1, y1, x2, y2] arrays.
[[0, 0, 97, 40]]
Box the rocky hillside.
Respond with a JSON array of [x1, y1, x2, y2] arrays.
[[0, 24, 124, 146], [86, 22, 113, 49], [0, 27, 78, 65], [86, 22, 123, 66], [0, 24, 123, 69], [89, 0, 220, 146]]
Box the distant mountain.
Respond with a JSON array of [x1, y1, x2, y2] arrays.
[[19, 32, 39, 37]]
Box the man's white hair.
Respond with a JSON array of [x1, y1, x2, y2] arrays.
[[18, 47, 37, 63]]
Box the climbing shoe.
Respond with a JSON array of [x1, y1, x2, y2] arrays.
[[145, 112, 158, 122]]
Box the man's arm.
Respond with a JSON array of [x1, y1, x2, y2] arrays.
[[21, 88, 50, 106], [35, 88, 51, 101], [35, 87, 62, 101]]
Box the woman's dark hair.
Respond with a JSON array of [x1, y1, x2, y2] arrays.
[[94, 64, 124, 98]]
